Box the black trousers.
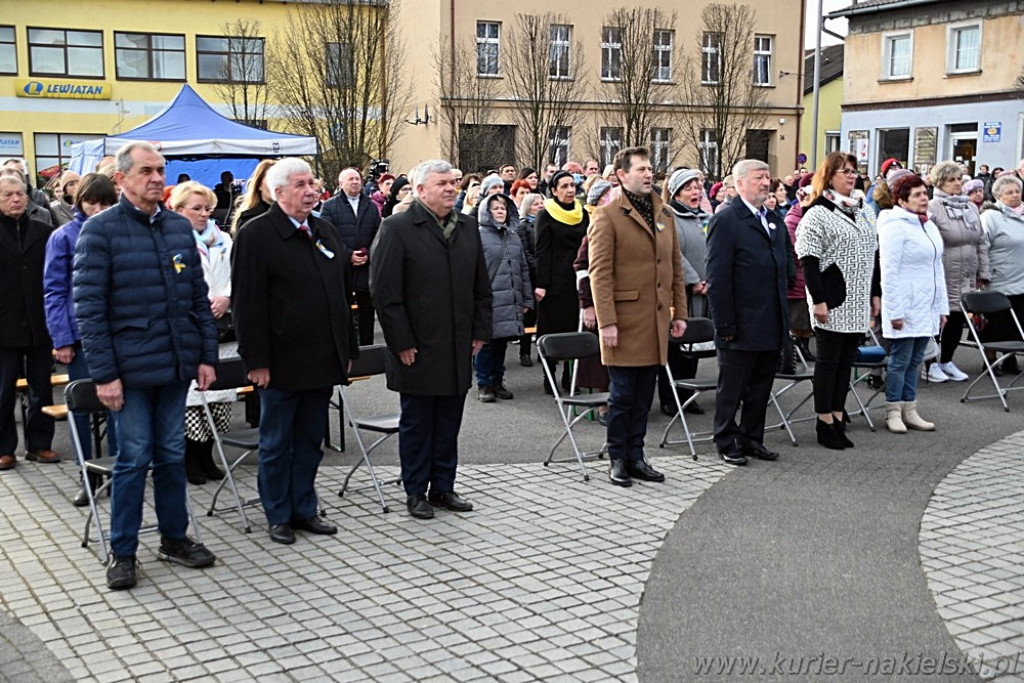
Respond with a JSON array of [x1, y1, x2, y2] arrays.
[[0, 346, 55, 454], [657, 343, 700, 407], [354, 290, 376, 346], [398, 393, 467, 497], [939, 311, 967, 364], [812, 328, 861, 414], [606, 365, 659, 463], [713, 348, 778, 452], [518, 307, 536, 358]]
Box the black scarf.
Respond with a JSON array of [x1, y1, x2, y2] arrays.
[[623, 189, 655, 230]]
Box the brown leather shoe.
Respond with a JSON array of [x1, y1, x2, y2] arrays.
[[26, 449, 61, 464], [0, 454, 16, 470]]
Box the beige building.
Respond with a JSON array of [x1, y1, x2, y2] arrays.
[[829, 0, 1024, 176], [391, 0, 807, 179]]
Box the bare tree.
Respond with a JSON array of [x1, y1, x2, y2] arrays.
[[677, 3, 771, 180], [503, 13, 589, 171], [434, 39, 499, 169], [589, 6, 680, 166], [207, 19, 269, 128], [267, 0, 409, 183]]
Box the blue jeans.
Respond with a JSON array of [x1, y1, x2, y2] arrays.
[[256, 386, 330, 525], [606, 365, 659, 463], [66, 343, 119, 461], [886, 337, 930, 402], [474, 338, 510, 386], [110, 381, 190, 556]]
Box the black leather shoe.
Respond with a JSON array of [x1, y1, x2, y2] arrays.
[[428, 490, 473, 512], [684, 400, 704, 415], [718, 447, 748, 466], [72, 485, 89, 507], [407, 494, 435, 519], [491, 383, 514, 400], [660, 404, 676, 417], [477, 385, 496, 403], [520, 355, 533, 367], [269, 524, 296, 544], [106, 554, 138, 590], [597, 411, 609, 426], [626, 458, 665, 483], [738, 442, 780, 461], [158, 536, 216, 567], [609, 459, 633, 487], [292, 517, 337, 535]]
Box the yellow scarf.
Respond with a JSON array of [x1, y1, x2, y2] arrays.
[[544, 197, 585, 225]]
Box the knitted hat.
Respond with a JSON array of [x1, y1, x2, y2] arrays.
[[586, 180, 612, 206], [880, 158, 903, 178], [799, 173, 815, 188], [963, 179, 984, 194], [59, 171, 81, 193], [480, 174, 505, 196], [885, 168, 914, 192], [390, 175, 409, 196], [709, 182, 723, 199], [667, 168, 701, 200]]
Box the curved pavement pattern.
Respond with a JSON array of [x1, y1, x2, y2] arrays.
[[637, 379, 1024, 682]]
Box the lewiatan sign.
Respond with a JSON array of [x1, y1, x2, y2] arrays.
[[15, 79, 112, 100]]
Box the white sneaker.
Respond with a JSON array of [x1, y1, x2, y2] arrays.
[[939, 361, 969, 382], [926, 364, 949, 383]]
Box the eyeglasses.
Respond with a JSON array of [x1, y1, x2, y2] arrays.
[[838, 169, 858, 177]]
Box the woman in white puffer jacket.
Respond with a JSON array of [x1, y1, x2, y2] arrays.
[[878, 172, 949, 433]]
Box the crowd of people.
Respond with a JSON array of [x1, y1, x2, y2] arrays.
[[1, 144, 1023, 591]]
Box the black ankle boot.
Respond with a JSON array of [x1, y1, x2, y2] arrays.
[[816, 418, 845, 450], [199, 438, 224, 480], [797, 337, 816, 362], [833, 419, 854, 448], [185, 438, 207, 485]]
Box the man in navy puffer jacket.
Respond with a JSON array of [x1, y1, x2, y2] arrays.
[[74, 142, 219, 591]]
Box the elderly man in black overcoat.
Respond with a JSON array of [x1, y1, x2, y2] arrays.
[[370, 159, 491, 520], [705, 159, 789, 467], [232, 157, 359, 545]]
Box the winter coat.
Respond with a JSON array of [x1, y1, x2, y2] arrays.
[[516, 214, 538, 279], [73, 196, 218, 388], [877, 207, 948, 339], [231, 203, 358, 391], [980, 202, 1024, 296], [43, 209, 87, 349], [669, 202, 709, 318], [795, 196, 877, 335], [929, 189, 989, 310], [784, 204, 807, 300], [370, 200, 492, 396], [705, 198, 789, 351], [588, 190, 687, 367], [0, 211, 52, 348], [477, 197, 534, 339], [370, 191, 387, 217], [534, 203, 589, 335], [321, 192, 381, 292], [235, 199, 271, 232], [51, 200, 74, 227]]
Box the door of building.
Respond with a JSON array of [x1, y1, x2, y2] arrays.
[[950, 134, 977, 176]]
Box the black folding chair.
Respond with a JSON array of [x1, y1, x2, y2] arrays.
[[960, 291, 1024, 411], [537, 332, 609, 481], [659, 318, 719, 458], [66, 379, 202, 562], [201, 358, 260, 532], [337, 345, 401, 513]]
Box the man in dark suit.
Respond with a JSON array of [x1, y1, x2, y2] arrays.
[[370, 160, 491, 520], [321, 168, 381, 346], [0, 175, 61, 472], [705, 159, 788, 466], [232, 157, 359, 545]]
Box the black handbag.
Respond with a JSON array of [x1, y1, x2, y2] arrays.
[[821, 263, 847, 309]]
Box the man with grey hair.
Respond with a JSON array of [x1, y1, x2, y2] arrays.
[[705, 159, 788, 466], [371, 159, 491, 519], [232, 157, 358, 545], [0, 174, 61, 472], [74, 141, 219, 589]]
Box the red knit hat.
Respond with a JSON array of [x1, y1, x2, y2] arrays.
[[880, 158, 902, 177]]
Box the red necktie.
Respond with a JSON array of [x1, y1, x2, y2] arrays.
[[298, 224, 312, 240]]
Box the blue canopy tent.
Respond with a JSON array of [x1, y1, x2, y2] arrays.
[[70, 84, 318, 188]]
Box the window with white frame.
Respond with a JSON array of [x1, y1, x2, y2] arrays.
[[882, 31, 913, 80], [947, 22, 981, 74], [651, 30, 673, 82], [477, 21, 500, 77], [701, 32, 722, 85], [548, 126, 570, 167], [549, 24, 571, 79], [601, 27, 622, 81], [699, 129, 719, 177], [650, 128, 671, 173], [825, 131, 840, 155], [599, 127, 623, 167], [753, 35, 773, 86]]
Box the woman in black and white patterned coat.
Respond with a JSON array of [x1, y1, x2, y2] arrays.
[[795, 152, 878, 450]]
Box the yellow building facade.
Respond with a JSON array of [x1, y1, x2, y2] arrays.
[[0, 0, 298, 183], [799, 44, 844, 172]]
